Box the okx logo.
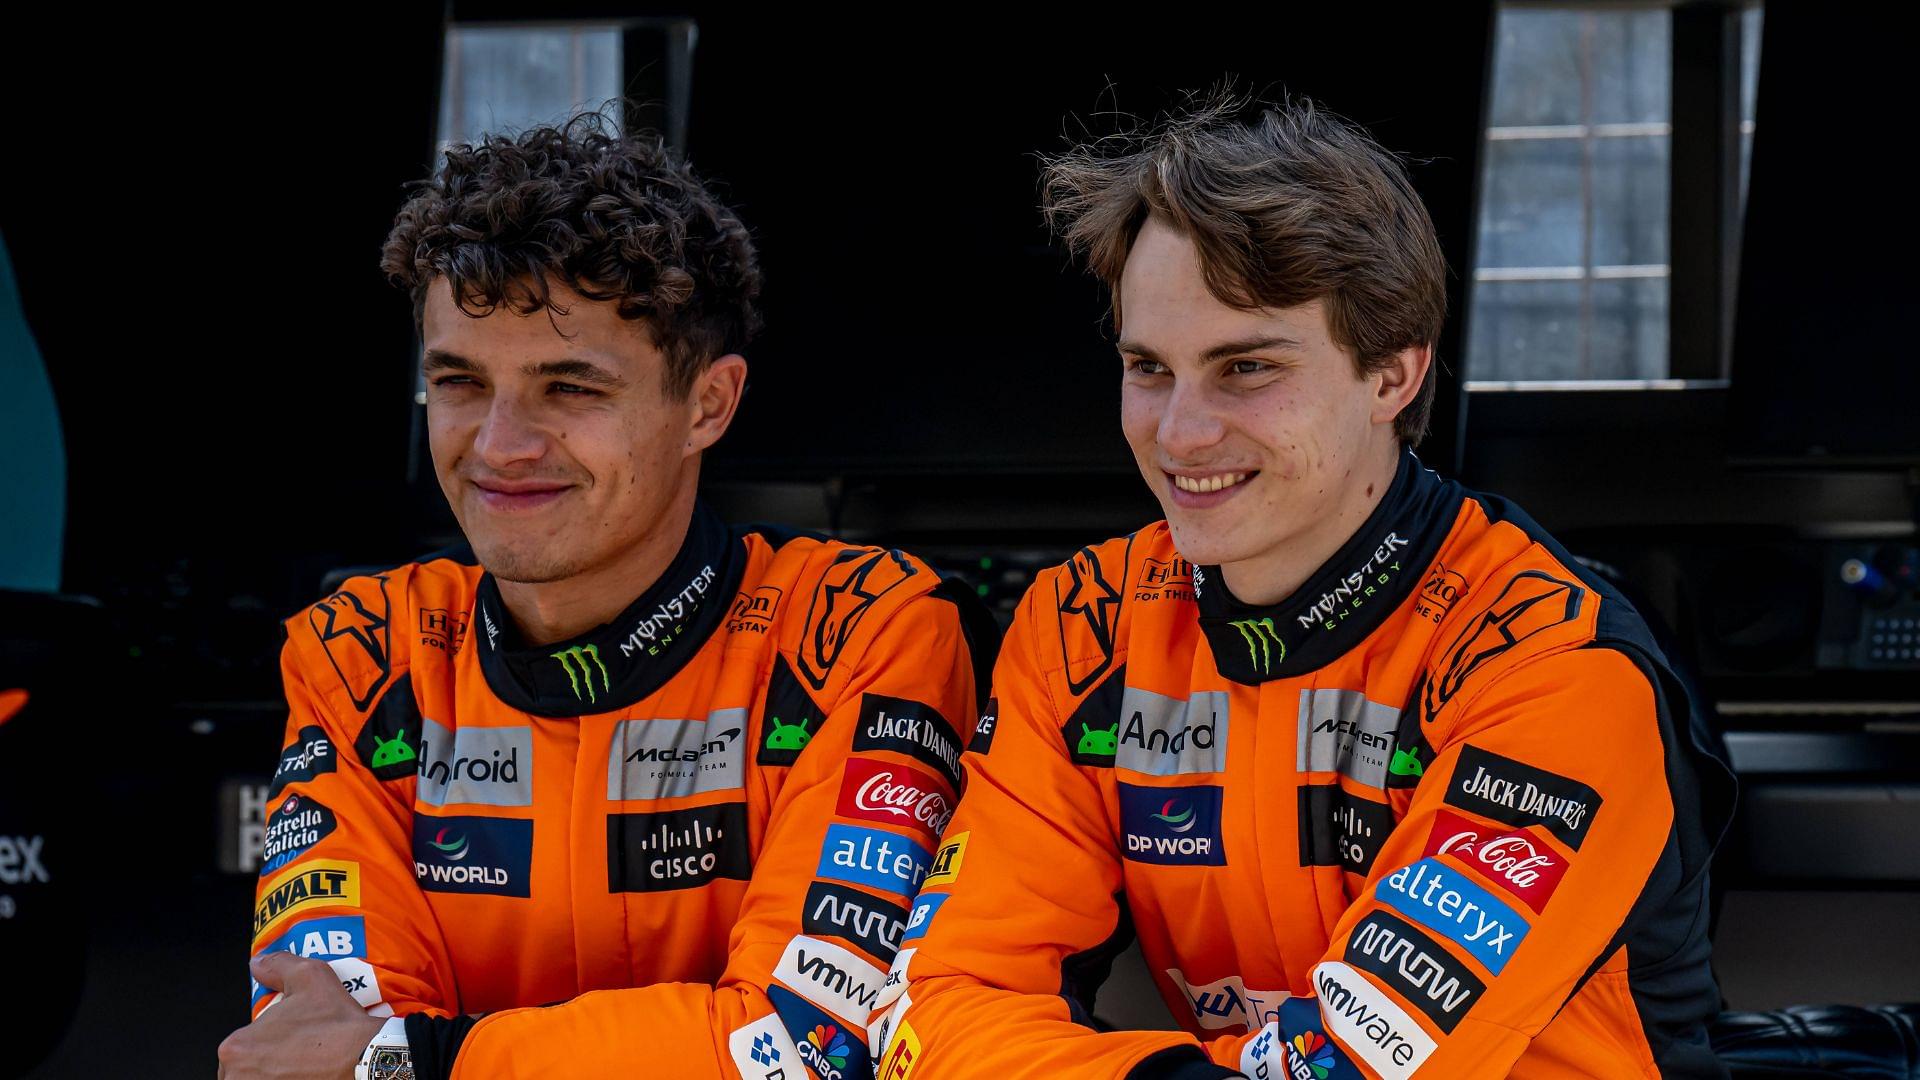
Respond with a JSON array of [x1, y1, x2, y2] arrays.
[[1118, 782, 1226, 865], [410, 815, 532, 897], [1229, 617, 1285, 674], [551, 644, 610, 703]]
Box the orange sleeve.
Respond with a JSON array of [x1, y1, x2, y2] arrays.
[[248, 584, 459, 1020], [872, 582, 1209, 1079], [445, 591, 979, 1080], [1208, 646, 1678, 1080]]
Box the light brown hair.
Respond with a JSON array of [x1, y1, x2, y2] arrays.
[[1042, 93, 1448, 444]]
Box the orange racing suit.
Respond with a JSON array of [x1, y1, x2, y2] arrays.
[[878, 452, 1735, 1080], [249, 502, 987, 1079]]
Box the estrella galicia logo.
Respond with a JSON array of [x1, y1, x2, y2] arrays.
[[1444, 744, 1602, 850], [411, 815, 532, 897], [551, 643, 610, 703], [307, 576, 392, 711], [261, 793, 337, 875], [852, 694, 964, 789], [269, 725, 336, 798], [1118, 782, 1226, 866], [802, 881, 908, 963], [352, 673, 423, 782], [1056, 545, 1122, 696], [608, 802, 753, 893], [1297, 785, 1395, 876], [766, 984, 870, 1080], [1228, 617, 1285, 675], [1422, 571, 1585, 723], [757, 655, 822, 768], [798, 547, 919, 692]]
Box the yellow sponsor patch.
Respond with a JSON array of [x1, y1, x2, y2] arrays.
[[923, 832, 967, 888], [879, 1021, 922, 1080], [252, 859, 359, 943]]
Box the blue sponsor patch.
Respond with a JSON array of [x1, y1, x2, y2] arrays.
[[249, 915, 366, 1006], [411, 815, 533, 897], [902, 891, 948, 941], [1374, 858, 1530, 975], [815, 824, 932, 898], [1118, 782, 1227, 866], [260, 793, 336, 875], [767, 983, 870, 1080]]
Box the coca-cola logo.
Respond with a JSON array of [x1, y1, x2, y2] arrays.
[[835, 758, 954, 841], [1421, 808, 1567, 913]]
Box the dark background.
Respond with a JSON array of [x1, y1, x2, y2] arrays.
[[1, 3, 1916, 1076]]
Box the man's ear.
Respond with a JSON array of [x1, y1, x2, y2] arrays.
[[684, 354, 748, 456], [1371, 343, 1432, 428]]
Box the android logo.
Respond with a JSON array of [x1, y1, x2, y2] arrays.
[[1389, 746, 1425, 778], [371, 729, 416, 769], [1076, 721, 1118, 757], [764, 716, 812, 752]]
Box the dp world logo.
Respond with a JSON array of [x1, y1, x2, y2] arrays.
[[425, 826, 468, 861], [552, 644, 610, 702], [1229, 617, 1284, 674], [1151, 799, 1198, 832]]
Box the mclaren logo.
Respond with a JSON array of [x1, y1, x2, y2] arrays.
[[1229, 617, 1284, 674], [553, 644, 610, 702]]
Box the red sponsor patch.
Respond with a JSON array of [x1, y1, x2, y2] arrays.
[[1422, 808, 1568, 913], [836, 758, 955, 840]]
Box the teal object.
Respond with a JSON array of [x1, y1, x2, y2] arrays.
[[0, 235, 65, 592]]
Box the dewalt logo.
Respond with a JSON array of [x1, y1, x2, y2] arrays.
[[552, 644, 610, 703], [252, 859, 359, 944], [1229, 617, 1285, 674]]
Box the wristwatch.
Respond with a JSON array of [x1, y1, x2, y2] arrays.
[[355, 1015, 413, 1080]]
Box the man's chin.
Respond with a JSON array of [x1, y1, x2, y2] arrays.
[[470, 540, 582, 585]]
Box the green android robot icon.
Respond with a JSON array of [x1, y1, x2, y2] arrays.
[[371, 729, 416, 769], [764, 716, 812, 751], [1076, 721, 1118, 756]]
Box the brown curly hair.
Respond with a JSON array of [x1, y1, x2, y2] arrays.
[[1042, 92, 1448, 446], [381, 112, 762, 398]]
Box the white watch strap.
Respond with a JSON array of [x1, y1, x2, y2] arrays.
[[354, 1015, 412, 1080]]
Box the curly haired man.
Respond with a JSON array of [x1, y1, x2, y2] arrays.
[[216, 114, 990, 1080]]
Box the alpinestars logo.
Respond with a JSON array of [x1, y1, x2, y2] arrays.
[[552, 644, 610, 702], [1056, 546, 1123, 695], [1230, 617, 1284, 674]]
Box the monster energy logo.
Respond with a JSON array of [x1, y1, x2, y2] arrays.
[[552, 644, 610, 702], [1228, 618, 1284, 674]]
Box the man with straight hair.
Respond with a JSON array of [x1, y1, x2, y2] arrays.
[[877, 95, 1733, 1079], [218, 115, 988, 1079]]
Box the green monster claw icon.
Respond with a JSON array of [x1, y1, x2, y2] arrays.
[[1389, 746, 1425, 777], [552, 644, 610, 703], [764, 716, 812, 751], [1228, 617, 1285, 674], [1076, 721, 1118, 756], [370, 729, 416, 769]]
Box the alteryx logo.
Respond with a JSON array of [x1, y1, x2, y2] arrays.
[[1374, 859, 1529, 975], [1118, 782, 1226, 866], [552, 643, 610, 703], [1229, 618, 1284, 674]]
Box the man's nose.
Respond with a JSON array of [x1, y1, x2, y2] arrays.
[[472, 395, 548, 467], [1156, 379, 1228, 460]]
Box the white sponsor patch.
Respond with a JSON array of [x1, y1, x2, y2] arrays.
[[1311, 961, 1437, 1080], [331, 957, 383, 1010], [1238, 1020, 1285, 1080], [872, 946, 915, 1014], [415, 719, 534, 807], [870, 986, 915, 1062], [1114, 687, 1230, 775], [607, 710, 749, 800], [774, 934, 890, 1023], [729, 1011, 803, 1080], [1166, 968, 1290, 1031]]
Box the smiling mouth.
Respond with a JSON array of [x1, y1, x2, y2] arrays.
[[1170, 471, 1254, 494]]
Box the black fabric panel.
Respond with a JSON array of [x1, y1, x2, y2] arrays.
[[1059, 891, 1137, 1030], [1125, 1045, 1244, 1080], [404, 1013, 484, 1080]]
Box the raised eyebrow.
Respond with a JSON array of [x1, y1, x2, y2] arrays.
[[1200, 335, 1305, 364], [524, 358, 625, 388]]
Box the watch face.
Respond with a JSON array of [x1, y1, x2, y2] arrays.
[[368, 1047, 413, 1080]]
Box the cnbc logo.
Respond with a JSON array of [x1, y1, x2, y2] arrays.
[[1228, 617, 1284, 674], [552, 644, 610, 703]]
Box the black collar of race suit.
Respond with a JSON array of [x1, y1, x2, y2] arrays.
[[471, 501, 746, 717], [1194, 450, 1459, 684]]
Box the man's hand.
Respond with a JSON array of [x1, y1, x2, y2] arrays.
[[216, 951, 386, 1079]]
